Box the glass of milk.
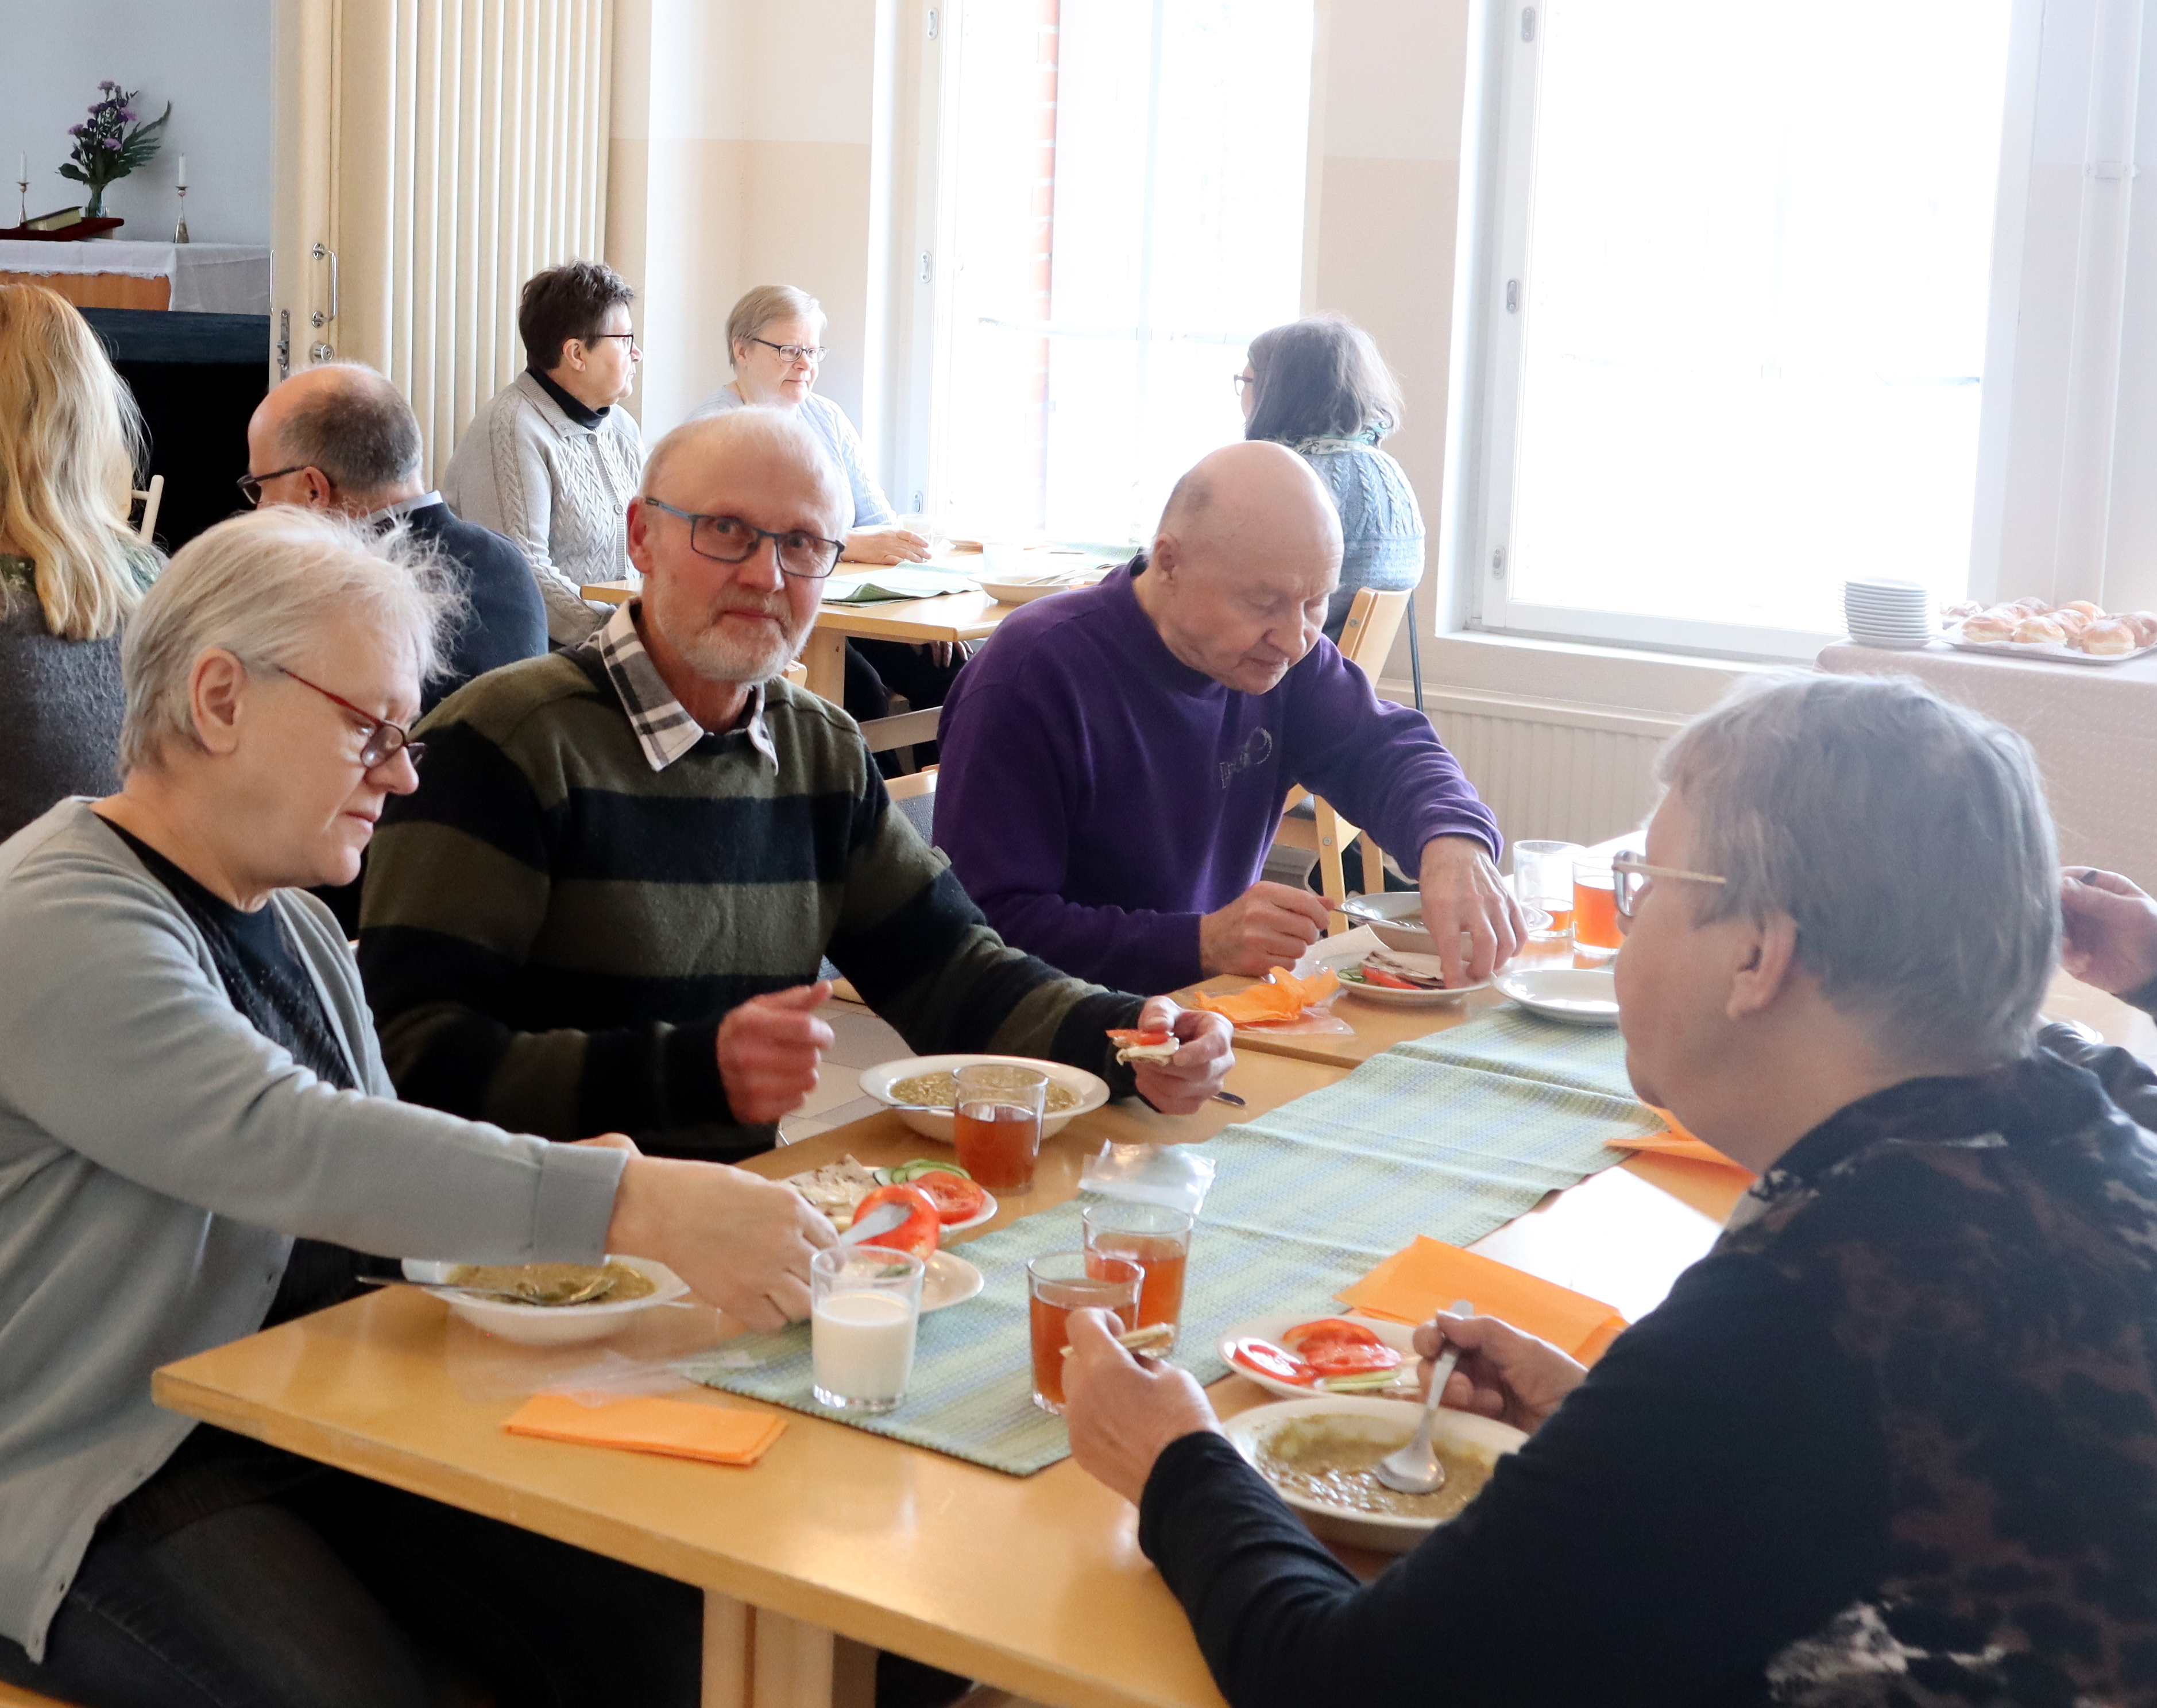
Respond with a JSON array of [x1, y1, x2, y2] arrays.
[[811, 1246, 926, 1413]]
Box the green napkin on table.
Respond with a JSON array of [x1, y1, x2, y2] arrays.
[[821, 568, 981, 604]]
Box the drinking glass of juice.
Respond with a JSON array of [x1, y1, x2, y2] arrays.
[[1573, 859, 1622, 956], [811, 1246, 925, 1413], [953, 1063, 1047, 1192], [1082, 1200, 1193, 1347], [1027, 1251, 1139, 1414], [1512, 840, 1582, 940]]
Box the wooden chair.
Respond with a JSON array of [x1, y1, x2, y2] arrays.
[[130, 472, 163, 545], [1271, 586, 1413, 913]]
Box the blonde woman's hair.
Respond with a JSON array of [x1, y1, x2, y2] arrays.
[[119, 508, 459, 775], [725, 285, 825, 367], [0, 283, 150, 642]]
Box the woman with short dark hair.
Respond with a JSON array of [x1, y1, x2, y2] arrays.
[[444, 258, 645, 644], [1240, 313, 1422, 640]]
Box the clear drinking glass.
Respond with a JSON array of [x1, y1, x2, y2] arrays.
[[954, 1063, 1047, 1193], [1028, 1251, 1140, 1414], [1573, 859, 1622, 956], [811, 1246, 926, 1413], [1082, 1200, 1193, 1347], [1512, 840, 1583, 939]]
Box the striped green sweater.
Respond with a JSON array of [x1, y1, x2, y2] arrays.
[[356, 649, 1146, 1157]]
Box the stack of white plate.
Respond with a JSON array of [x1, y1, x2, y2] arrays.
[[1842, 579, 1934, 649]]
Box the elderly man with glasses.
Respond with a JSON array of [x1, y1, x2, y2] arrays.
[[1057, 671, 2157, 1708], [357, 407, 1234, 1161]]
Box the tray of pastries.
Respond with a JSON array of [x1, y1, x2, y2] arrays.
[[1943, 598, 2157, 665]]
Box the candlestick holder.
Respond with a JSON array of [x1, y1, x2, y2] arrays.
[[14, 176, 25, 229], [173, 183, 190, 244]]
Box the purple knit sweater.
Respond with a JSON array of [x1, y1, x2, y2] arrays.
[[933, 559, 1501, 993]]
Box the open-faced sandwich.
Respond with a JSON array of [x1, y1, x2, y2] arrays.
[[1107, 1026, 1180, 1065]]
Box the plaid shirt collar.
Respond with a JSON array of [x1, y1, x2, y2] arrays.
[[587, 598, 776, 773]]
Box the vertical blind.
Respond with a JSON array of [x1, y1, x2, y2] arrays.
[[337, 0, 612, 483]]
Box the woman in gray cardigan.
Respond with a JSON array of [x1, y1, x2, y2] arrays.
[[0, 509, 833, 1708]]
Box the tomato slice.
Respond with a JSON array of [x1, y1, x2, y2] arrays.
[[1280, 1318, 1383, 1352], [909, 1170, 989, 1226], [1227, 1338, 1317, 1386], [1105, 1027, 1176, 1047], [1358, 966, 1423, 990], [849, 1184, 942, 1259], [1302, 1340, 1405, 1380]]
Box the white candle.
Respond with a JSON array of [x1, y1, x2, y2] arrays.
[[811, 1289, 918, 1404], [175, 154, 187, 189], [15, 154, 24, 187]]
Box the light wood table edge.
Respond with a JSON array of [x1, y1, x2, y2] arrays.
[[151, 1360, 1183, 1708]]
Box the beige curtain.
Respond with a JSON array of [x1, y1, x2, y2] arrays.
[[272, 0, 612, 483]]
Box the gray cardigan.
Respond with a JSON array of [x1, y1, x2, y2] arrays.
[[0, 552, 144, 843], [0, 801, 626, 1659], [440, 370, 645, 646]]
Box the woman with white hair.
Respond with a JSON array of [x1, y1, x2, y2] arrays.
[[693, 285, 961, 752], [0, 508, 833, 1706], [1060, 671, 2157, 1708], [0, 282, 160, 839]]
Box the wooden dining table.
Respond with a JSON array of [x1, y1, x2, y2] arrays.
[[147, 974, 1766, 1708]]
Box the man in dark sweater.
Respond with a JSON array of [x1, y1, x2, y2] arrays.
[[1061, 673, 2157, 1708], [934, 440, 1518, 993], [357, 407, 1233, 1158], [243, 362, 546, 709]]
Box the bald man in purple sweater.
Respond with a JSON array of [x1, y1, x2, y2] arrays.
[[934, 442, 1521, 995]]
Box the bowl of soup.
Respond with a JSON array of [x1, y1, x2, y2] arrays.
[[401, 1255, 688, 1345], [859, 1054, 1107, 1144], [1223, 1395, 1526, 1552]]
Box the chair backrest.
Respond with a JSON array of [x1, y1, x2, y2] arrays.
[[130, 472, 164, 545], [1334, 586, 1410, 677], [886, 765, 937, 845]]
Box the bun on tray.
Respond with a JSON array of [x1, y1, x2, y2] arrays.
[[2128, 613, 2157, 647], [2013, 616, 2069, 645], [2079, 619, 2136, 656], [2063, 599, 2105, 618], [1958, 613, 2017, 642]]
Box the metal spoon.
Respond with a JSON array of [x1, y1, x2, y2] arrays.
[[1374, 1298, 1475, 1496]]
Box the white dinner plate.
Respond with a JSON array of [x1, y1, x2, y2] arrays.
[[1335, 962, 1493, 1008], [1495, 966, 1619, 1025], [1223, 1396, 1527, 1553], [402, 1255, 689, 1346], [1217, 1311, 1422, 1401]]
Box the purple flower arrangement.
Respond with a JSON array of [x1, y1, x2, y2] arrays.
[[58, 81, 172, 219]]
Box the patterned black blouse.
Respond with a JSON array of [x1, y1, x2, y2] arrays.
[[1139, 1049, 2157, 1706]]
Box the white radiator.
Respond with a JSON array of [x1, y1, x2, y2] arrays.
[[334, 0, 614, 482], [1389, 685, 1684, 850]]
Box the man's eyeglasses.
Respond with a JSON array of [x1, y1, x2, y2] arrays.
[[276, 665, 424, 769], [236, 465, 312, 507], [748, 336, 828, 365], [1610, 854, 1727, 919], [641, 497, 846, 580]]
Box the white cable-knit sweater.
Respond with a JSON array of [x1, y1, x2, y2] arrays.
[[442, 370, 645, 645]]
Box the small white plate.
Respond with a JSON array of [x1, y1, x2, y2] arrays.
[[1496, 966, 1619, 1025], [1336, 963, 1492, 1008], [1217, 1312, 1422, 1401], [921, 1250, 984, 1312], [403, 1255, 689, 1346], [1223, 1396, 1526, 1552], [859, 1054, 1110, 1145], [869, 1169, 999, 1236], [980, 575, 1103, 606], [1339, 892, 1552, 956]]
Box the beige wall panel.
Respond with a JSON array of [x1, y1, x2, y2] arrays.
[[739, 140, 876, 430], [622, 136, 749, 435]]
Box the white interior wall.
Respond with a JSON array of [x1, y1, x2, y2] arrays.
[[2, 1, 272, 245]]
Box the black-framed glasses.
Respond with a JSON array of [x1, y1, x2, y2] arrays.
[[586, 331, 641, 354], [236, 465, 311, 507], [1610, 854, 1727, 919], [748, 335, 828, 364], [1232, 371, 1256, 392], [641, 497, 845, 580], [276, 665, 424, 769]]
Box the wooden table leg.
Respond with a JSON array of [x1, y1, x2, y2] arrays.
[[802, 631, 848, 704], [704, 1590, 875, 1708]]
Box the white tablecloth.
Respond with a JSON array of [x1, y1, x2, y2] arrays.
[[0, 240, 270, 314]]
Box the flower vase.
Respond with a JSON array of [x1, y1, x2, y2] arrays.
[[82, 187, 105, 218]]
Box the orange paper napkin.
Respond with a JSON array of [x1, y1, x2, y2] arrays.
[[1606, 1111, 1758, 1182], [504, 1392, 787, 1466], [1336, 1236, 1630, 1364], [1192, 966, 1340, 1027]]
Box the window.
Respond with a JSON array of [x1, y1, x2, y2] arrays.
[[1458, 0, 2020, 658], [929, 0, 1314, 547]]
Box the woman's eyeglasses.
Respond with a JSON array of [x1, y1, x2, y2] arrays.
[[276, 666, 424, 769], [749, 336, 828, 364], [641, 497, 846, 580], [586, 332, 641, 354], [1609, 854, 1727, 919], [1232, 373, 1256, 392]]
